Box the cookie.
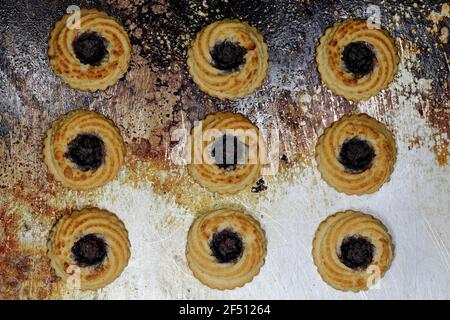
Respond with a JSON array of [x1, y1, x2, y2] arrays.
[[48, 8, 131, 91], [43, 109, 125, 190], [316, 19, 399, 101], [187, 19, 269, 99], [312, 210, 394, 292], [186, 208, 267, 290], [315, 113, 397, 195], [47, 207, 131, 291], [187, 112, 264, 194]]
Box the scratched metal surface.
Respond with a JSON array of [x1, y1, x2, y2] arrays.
[[0, 0, 449, 299]]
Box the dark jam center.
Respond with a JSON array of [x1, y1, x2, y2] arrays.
[[210, 41, 247, 71], [339, 235, 375, 270], [210, 229, 244, 264], [338, 137, 375, 173], [65, 133, 105, 172], [71, 234, 107, 267], [342, 41, 376, 77], [73, 32, 108, 66], [211, 135, 248, 171]]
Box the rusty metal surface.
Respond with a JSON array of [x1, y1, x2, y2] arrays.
[[0, 0, 449, 299]]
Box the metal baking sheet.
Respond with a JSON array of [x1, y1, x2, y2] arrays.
[[0, 0, 449, 299]]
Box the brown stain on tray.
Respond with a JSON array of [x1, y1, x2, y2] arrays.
[[0, 0, 449, 299], [433, 138, 449, 167], [0, 198, 62, 299]]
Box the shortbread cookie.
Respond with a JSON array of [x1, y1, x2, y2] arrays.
[[186, 208, 267, 290], [187, 112, 264, 194], [43, 109, 125, 190], [187, 19, 269, 99], [315, 114, 397, 195], [312, 210, 394, 292], [48, 8, 131, 91], [316, 19, 399, 101], [47, 208, 131, 291]]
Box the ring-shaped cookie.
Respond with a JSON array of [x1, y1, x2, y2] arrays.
[[47, 207, 131, 291], [187, 19, 269, 99], [315, 113, 397, 195], [43, 109, 125, 190], [48, 8, 131, 91], [186, 208, 267, 290], [316, 19, 399, 101], [187, 112, 264, 195], [312, 210, 394, 292]]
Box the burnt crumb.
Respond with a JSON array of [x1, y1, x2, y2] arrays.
[[280, 154, 288, 162], [73, 32, 108, 66], [342, 41, 377, 78], [339, 137, 375, 173], [71, 234, 108, 268], [251, 178, 268, 193], [418, 107, 424, 117], [339, 235, 375, 270], [302, 7, 314, 17], [210, 41, 247, 71], [209, 229, 244, 264], [65, 133, 105, 172]]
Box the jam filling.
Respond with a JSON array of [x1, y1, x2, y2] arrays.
[[210, 229, 244, 264], [73, 32, 108, 66], [65, 133, 105, 172], [342, 41, 376, 78], [211, 134, 247, 171], [210, 40, 247, 71], [338, 137, 375, 173], [71, 234, 107, 267], [339, 235, 375, 270]]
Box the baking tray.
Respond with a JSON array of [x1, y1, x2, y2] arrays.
[[0, 0, 449, 299]]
